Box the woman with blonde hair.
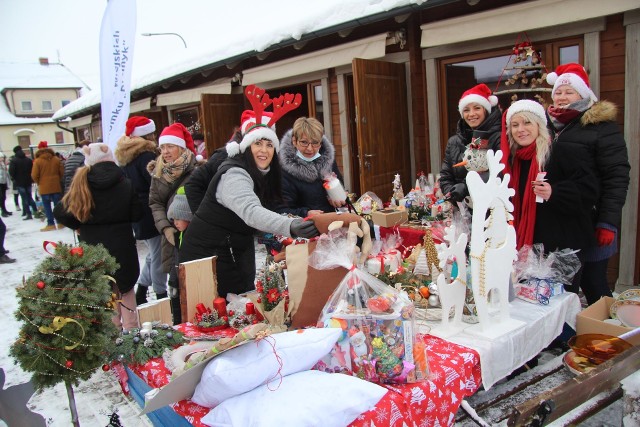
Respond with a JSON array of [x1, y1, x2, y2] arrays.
[[148, 123, 198, 296], [54, 143, 142, 330], [501, 99, 598, 255]]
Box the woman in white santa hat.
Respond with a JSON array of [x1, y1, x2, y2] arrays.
[[179, 86, 319, 298], [545, 63, 630, 305], [500, 99, 598, 257], [439, 83, 502, 203]]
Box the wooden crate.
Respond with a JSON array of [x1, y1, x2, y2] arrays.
[[178, 256, 218, 324]]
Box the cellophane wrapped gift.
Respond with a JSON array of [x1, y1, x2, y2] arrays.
[[309, 228, 427, 384], [513, 244, 581, 305]]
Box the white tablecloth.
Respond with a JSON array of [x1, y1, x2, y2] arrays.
[[418, 292, 581, 389]]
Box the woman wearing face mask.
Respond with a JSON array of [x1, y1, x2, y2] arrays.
[[501, 99, 598, 258], [179, 109, 320, 297], [277, 117, 345, 217], [439, 83, 502, 203], [545, 63, 630, 305]]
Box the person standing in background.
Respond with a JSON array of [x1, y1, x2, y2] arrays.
[[31, 141, 64, 231], [0, 153, 12, 217], [63, 140, 91, 194], [8, 146, 37, 220], [115, 116, 167, 305], [192, 133, 208, 160], [545, 63, 630, 304]]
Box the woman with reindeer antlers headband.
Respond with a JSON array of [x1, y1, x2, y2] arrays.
[[179, 85, 320, 297]]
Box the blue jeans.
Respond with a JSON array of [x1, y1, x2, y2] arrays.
[[17, 186, 37, 216], [41, 193, 62, 226], [137, 235, 167, 294]]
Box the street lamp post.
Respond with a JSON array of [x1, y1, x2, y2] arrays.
[[141, 32, 187, 48]]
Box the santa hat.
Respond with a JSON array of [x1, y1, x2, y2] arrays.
[[226, 110, 278, 157], [125, 116, 156, 137], [82, 143, 115, 166], [458, 83, 498, 115], [159, 123, 197, 156], [37, 141, 48, 149], [226, 85, 302, 158], [506, 99, 547, 126], [546, 63, 597, 102]]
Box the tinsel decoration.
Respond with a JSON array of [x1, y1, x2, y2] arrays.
[[107, 323, 184, 366], [10, 242, 119, 391]]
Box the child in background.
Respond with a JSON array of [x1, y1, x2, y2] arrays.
[[166, 187, 192, 324]]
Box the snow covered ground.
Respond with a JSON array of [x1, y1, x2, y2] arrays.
[[0, 203, 627, 426]]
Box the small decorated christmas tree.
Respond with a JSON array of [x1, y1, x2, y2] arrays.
[[391, 173, 404, 206], [10, 241, 120, 426], [371, 337, 403, 380]]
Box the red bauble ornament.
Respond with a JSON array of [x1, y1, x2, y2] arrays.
[[69, 247, 84, 257], [36, 281, 45, 290], [65, 360, 73, 368], [102, 364, 110, 372]]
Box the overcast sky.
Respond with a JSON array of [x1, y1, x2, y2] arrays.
[[0, 0, 288, 90]]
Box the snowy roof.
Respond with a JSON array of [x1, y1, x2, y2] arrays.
[[0, 61, 85, 91], [53, 0, 427, 120]]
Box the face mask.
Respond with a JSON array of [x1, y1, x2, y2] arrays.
[[296, 150, 321, 162]]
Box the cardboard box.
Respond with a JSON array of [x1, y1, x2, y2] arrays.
[[371, 208, 408, 227], [137, 297, 173, 326], [575, 296, 640, 345]]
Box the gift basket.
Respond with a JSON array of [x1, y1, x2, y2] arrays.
[[310, 228, 428, 383], [513, 244, 581, 305]]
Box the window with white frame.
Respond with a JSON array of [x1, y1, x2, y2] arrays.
[[42, 100, 53, 111], [21, 101, 32, 111]]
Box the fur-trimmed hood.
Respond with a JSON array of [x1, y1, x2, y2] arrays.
[[582, 100, 617, 126], [34, 147, 55, 159], [114, 135, 158, 166], [278, 129, 335, 183]]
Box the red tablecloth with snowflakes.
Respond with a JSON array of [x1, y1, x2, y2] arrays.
[[123, 324, 481, 427]]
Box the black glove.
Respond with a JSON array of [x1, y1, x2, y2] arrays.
[[446, 183, 467, 203], [290, 218, 320, 239]]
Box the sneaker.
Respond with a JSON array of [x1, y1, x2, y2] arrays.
[[34, 211, 45, 219], [57, 224, 65, 229], [0, 254, 16, 264], [23, 215, 33, 220], [40, 225, 57, 232]]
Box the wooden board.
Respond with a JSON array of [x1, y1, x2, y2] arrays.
[[137, 297, 173, 326], [178, 256, 218, 324]]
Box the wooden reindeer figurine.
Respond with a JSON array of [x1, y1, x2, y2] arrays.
[[432, 225, 468, 338], [465, 150, 524, 338]]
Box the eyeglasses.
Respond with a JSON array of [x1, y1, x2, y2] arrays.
[[297, 138, 321, 148]]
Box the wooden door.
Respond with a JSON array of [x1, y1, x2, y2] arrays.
[[352, 58, 411, 201], [200, 94, 244, 154]]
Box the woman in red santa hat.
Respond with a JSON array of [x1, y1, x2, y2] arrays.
[[178, 101, 320, 298], [115, 116, 167, 306], [545, 63, 630, 305], [439, 83, 502, 204], [148, 122, 199, 305]]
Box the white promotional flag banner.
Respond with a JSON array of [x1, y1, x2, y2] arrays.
[[99, 0, 136, 151]]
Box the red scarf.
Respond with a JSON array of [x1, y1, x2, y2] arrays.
[[511, 144, 539, 249], [547, 105, 581, 126]]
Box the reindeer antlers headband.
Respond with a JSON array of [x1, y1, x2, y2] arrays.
[[226, 85, 303, 157]]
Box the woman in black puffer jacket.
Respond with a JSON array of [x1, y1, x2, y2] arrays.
[[439, 83, 502, 203]]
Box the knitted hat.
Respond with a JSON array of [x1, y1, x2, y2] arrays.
[[37, 141, 48, 149], [167, 189, 192, 222], [159, 123, 196, 155], [505, 99, 547, 126], [458, 83, 498, 115], [82, 143, 115, 166], [546, 63, 597, 102], [226, 110, 278, 157], [226, 85, 302, 157], [126, 116, 156, 137]]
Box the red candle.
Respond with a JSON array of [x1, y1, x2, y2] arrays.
[[196, 303, 207, 315], [245, 302, 255, 315], [213, 297, 227, 318]]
